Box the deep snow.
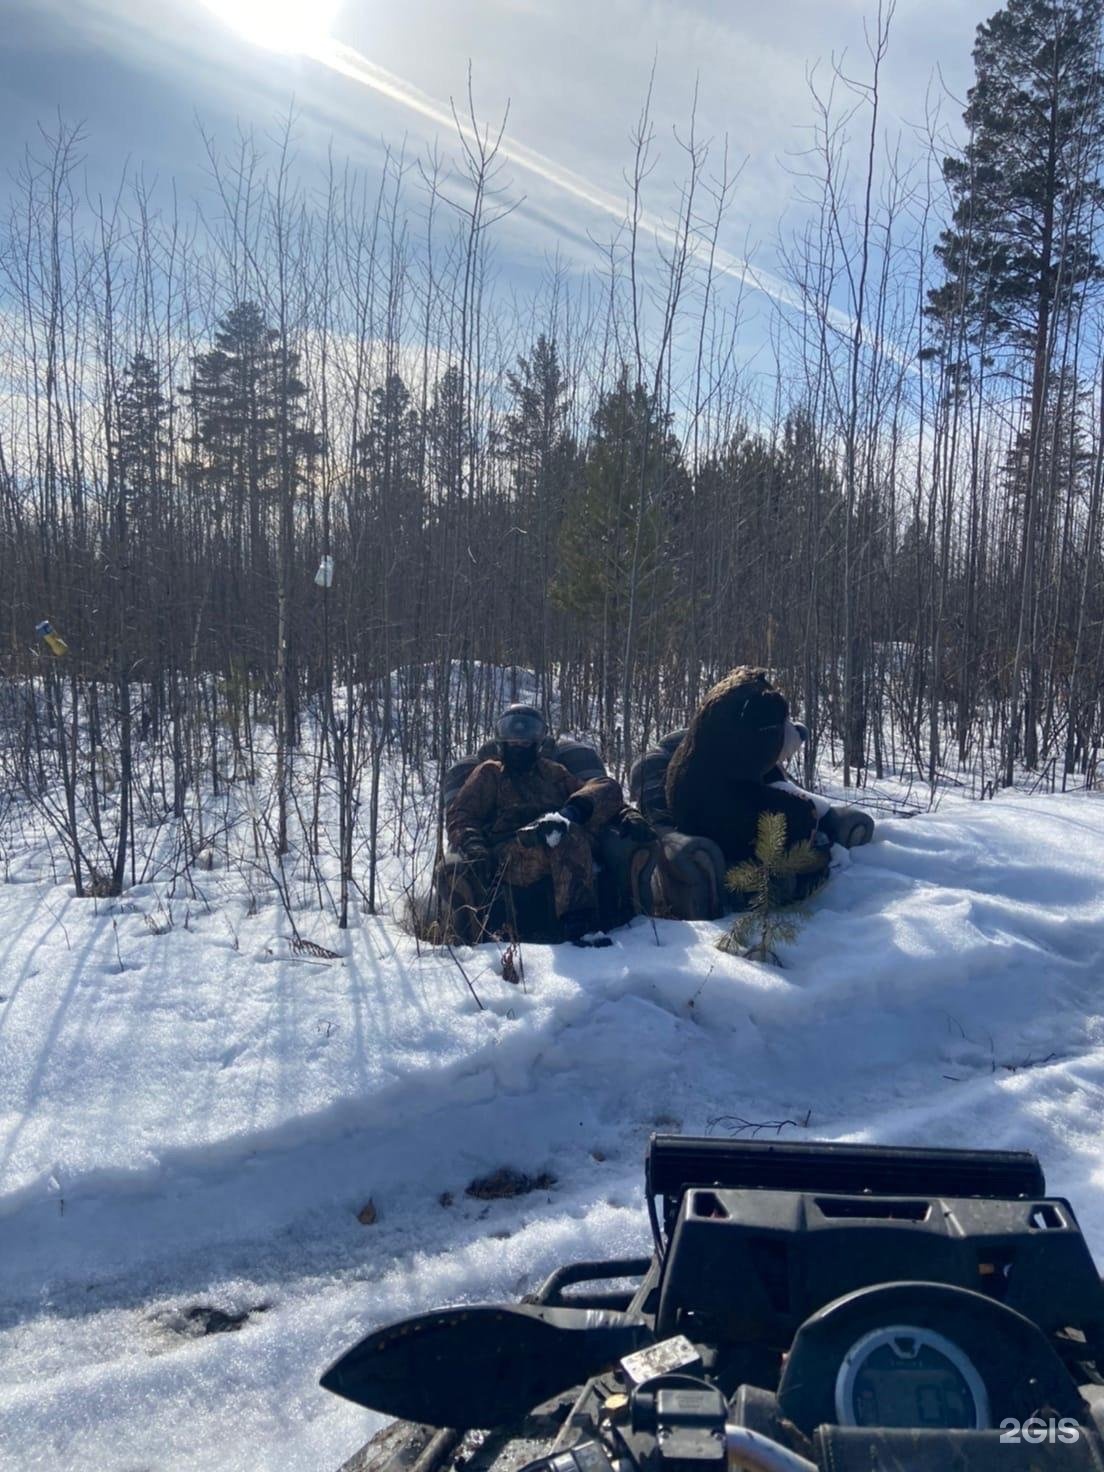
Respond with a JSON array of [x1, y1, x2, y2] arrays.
[[2, 790, 1104, 1469]]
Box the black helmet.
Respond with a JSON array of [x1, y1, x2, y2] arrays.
[[495, 704, 547, 744]]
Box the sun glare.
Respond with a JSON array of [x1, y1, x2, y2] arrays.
[[201, 0, 341, 55]]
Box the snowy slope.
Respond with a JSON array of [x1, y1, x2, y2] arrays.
[[2, 792, 1104, 1469]]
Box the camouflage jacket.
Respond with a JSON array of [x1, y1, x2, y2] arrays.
[[447, 757, 623, 851]]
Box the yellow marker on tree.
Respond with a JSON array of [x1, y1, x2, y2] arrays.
[[35, 620, 69, 657]]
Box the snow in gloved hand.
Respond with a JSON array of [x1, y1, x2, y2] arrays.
[[536, 812, 571, 847]]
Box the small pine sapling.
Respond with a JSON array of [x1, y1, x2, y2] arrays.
[[716, 811, 826, 965]]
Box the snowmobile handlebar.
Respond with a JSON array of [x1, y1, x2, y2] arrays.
[[516, 1426, 818, 1472], [723, 1428, 818, 1472]]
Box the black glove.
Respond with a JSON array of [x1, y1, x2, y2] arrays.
[[516, 812, 573, 849], [615, 807, 658, 844], [459, 832, 491, 866]]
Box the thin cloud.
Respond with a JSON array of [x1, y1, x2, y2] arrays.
[[14, 0, 862, 340], [312, 37, 840, 326]]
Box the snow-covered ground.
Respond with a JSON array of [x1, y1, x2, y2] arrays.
[[2, 786, 1104, 1470]]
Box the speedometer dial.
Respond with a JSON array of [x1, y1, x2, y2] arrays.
[[834, 1324, 990, 1430]]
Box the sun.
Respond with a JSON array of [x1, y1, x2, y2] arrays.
[[200, 0, 341, 55]]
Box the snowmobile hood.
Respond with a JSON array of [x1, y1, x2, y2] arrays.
[[320, 1301, 651, 1429]]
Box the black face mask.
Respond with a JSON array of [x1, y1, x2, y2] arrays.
[[501, 742, 540, 775]]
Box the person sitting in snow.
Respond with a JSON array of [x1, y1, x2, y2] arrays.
[[446, 705, 625, 947]]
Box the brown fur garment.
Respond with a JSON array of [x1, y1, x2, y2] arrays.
[[665, 666, 818, 865], [447, 757, 622, 850]]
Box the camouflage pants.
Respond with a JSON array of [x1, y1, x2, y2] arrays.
[[494, 824, 597, 919]]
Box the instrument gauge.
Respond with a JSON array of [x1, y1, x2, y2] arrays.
[[834, 1324, 990, 1430]]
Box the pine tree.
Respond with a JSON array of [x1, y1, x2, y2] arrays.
[[716, 812, 827, 965], [101, 355, 170, 897], [926, 0, 1104, 775], [928, 0, 1104, 358], [115, 352, 168, 523], [181, 301, 316, 573], [502, 336, 574, 497], [426, 364, 470, 511], [361, 373, 423, 545], [554, 368, 687, 735], [181, 302, 319, 845], [501, 336, 578, 680], [354, 371, 424, 685]]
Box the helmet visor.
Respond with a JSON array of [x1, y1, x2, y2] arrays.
[[496, 709, 547, 744]]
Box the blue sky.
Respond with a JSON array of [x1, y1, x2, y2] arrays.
[[2, 1, 992, 270], [0, 0, 1002, 413]]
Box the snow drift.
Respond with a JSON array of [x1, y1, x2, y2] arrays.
[[1, 791, 1103, 1469]]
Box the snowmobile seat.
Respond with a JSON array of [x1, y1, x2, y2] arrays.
[[432, 737, 657, 945]]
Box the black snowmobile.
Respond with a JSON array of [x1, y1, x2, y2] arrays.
[[322, 1135, 1104, 1470]]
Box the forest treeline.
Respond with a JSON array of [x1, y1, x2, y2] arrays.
[[1, 0, 1103, 902]]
